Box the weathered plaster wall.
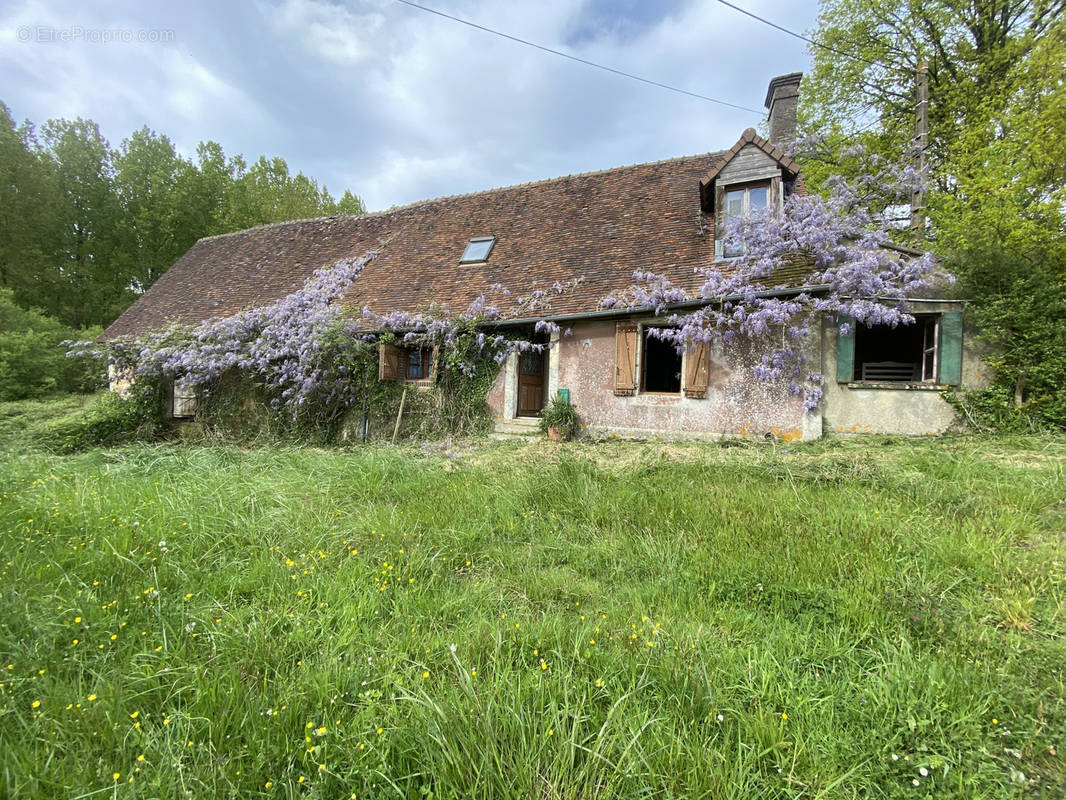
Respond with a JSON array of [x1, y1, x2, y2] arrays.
[[821, 304, 990, 435], [556, 319, 818, 440], [485, 359, 507, 419]]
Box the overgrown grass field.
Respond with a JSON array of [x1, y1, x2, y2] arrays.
[[1, 432, 1064, 798]]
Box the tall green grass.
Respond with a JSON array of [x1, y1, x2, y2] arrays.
[[0, 437, 1063, 798]]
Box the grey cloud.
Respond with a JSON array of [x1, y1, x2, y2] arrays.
[[1, 0, 816, 210]]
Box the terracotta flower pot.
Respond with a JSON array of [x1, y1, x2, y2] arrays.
[[546, 426, 565, 442]]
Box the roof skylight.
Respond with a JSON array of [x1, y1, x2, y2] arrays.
[[460, 236, 495, 263]]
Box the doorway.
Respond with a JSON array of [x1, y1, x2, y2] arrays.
[[517, 349, 546, 416]]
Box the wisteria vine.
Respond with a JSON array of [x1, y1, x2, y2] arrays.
[[601, 146, 950, 411], [71, 252, 577, 423]]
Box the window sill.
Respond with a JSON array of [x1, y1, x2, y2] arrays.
[[844, 382, 946, 391]]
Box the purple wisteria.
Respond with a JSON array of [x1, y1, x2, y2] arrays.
[[600, 147, 949, 411], [72, 252, 578, 422]]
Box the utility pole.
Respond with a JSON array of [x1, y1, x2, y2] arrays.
[[910, 60, 929, 230]]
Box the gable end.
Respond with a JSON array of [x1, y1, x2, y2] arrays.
[[699, 128, 799, 212]]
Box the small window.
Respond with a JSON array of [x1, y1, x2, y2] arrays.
[[172, 381, 197, 419], [380, 343, 436, 383], [460, 236, 496, 263], [720, 182, 769, 258], [642, 328, 682, 393], [854, 315, 938, 382], [406, 347, 434, 381]]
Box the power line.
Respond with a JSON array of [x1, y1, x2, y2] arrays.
[[715, 0, 880, 68], [393, 0, 764, 114]]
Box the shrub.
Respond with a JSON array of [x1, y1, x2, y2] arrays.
[[34, 389, 162, 453], [0, 289, 102, 400]]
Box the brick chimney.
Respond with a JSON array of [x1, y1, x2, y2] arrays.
[[764, 73, 802, 153]]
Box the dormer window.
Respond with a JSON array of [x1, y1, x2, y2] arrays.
[[460, 236, 495, 263], [721, 182, 769, 258]]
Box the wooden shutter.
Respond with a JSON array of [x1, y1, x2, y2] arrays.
[[614, 322, 638, 396], [172, 382, 198, 418], [937, 311, 964, 385], [836, 316, 855, 383], [683, 341, 710, 398], [378, 343, 406, 381]]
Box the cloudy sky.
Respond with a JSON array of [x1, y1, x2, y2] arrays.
[[1, 0, 820, 211]]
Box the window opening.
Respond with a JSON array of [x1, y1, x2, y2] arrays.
[[642, 328, 682, 393], [721, 182, 769, 258], [406, 347, 434, 381], [854, 315, 938, 382]]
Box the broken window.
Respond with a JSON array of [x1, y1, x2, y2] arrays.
[[642, 328, 682, 393]]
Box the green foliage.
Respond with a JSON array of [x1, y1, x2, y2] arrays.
[[114, 127, 209, 293], [538, 394, 581, 439], [0, 437, 1063, 796], [419, 327, 504, 438], [0, 102, 59, 311], [801, 2, 1066, 429], [0, 102, 366, 331], [0, 289, 101, 400], [949, 276, 1066, 431], [179, 330, 502, 446], [29, 389, 161, 453], [800, 0, 1061, 191]]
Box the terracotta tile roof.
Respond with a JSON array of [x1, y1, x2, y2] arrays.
[[101, 149, 808, 340]]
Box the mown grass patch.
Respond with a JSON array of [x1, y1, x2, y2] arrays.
[[0, 436, 1063, 798]]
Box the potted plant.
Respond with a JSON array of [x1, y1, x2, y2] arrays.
[[539, 395, 581, 441]]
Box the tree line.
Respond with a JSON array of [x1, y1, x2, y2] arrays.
[[0, 104, 363, 330], [0, 103, 364, 399]]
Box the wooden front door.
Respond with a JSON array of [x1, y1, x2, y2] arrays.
[[517, 350, 546, 416]]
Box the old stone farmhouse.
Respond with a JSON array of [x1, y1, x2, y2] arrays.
[[102, 74, 982, 439]]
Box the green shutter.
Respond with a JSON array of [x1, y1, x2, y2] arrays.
[[836, 316, 855, 382], [937, 311, 964, 385]]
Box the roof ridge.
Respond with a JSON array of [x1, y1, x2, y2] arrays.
[[194, 150, 728, 245]]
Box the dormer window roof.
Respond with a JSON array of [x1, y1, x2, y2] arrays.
[[460, 236, 496, 263]]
